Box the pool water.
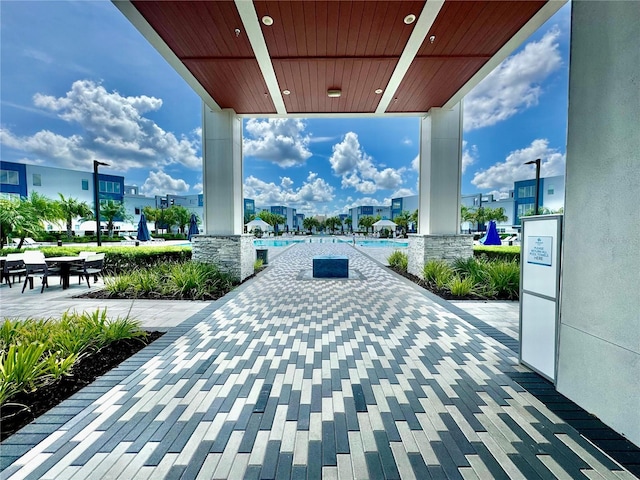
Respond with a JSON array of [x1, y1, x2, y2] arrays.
[[253, 238, 408, 248]]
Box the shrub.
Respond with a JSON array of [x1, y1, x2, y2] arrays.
[[254, 258, 264, 270], [0, 310, 144, 405], [485, 260, 520, 299], [473, 246, 520, 262], [105, 261, 234, 300], [452, 257, 488, 285], [423, 260, 453, 288], [448, 275, 476, 297], [387, 251, 408, 271]]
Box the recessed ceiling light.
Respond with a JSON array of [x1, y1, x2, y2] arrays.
[[262, 16, 273, 26], [282, 89, 290, 95], [327, 89, 342, 98], [404, 14, 416, 25], [374, 89, 383, 94]]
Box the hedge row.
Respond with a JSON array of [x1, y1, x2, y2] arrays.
[[473, 245, 520, 262], [1, 246, 192, 275]]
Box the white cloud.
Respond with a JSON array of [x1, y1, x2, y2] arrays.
[[411, 155, 419, 172], [462, 141, 478, 174], [402, 137, 412, 146], [471, 138, 565, 193], [140, 170, 190, 196], [244, 171, 334, 214], [0, 79, 201, 172], [464, 27, 563, 131], [243, 118, 312, 167], [341, 197, 389, 211], [329, 132, 405, 193], [389, 188, 415, 199], [280, 177, 294, 189], [487, 189, 511, 200]]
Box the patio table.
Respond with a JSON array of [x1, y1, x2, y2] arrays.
[[44, 256, 84, 290]]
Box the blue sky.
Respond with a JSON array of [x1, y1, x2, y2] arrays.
[[1, 1, 570, 216]]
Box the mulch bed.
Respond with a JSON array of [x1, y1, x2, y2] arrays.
[[0, 331, 164, 442]]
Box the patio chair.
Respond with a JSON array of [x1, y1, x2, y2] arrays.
[[3, 253, 26, 288], [21, 260, 53, 294], [72, 253, 105, 287]]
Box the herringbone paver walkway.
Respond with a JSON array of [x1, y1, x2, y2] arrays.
[[0, 243, 635, 479]]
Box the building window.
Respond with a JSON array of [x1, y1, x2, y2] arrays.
[[32, 173, 41, 186], [517, 203, 535, 218], [135, 208, 140, 215], [82, 179, 89, 190], [0, 192, 20, 201], [547, 185, 554, 195], [99, 180, 121, 194], [0, 169, 19, 185], [518, 185, 535, 198]]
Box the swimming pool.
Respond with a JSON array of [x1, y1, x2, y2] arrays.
[[252, 238, 408, 248], [355, 240, 408, 247]]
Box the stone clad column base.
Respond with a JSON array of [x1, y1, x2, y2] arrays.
[[408, 234, 473, 278], [192, 235, 255, 282]]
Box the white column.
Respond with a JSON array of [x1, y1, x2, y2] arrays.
[[418, 102, 463, 235], [202, 106, 243, 235], [408, 102, 471, 277], [557, 1, 640, 447]]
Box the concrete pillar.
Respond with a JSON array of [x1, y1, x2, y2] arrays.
[[193, 105, 254, 281], [202, 106, 243, 235], [408, 102, 472, 277], [556, 2, 640, 446]]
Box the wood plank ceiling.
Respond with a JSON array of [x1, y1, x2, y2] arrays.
[[131, 0, 547, 116]]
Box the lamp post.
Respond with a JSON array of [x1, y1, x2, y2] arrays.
[[93, 160, 110, 246], [524, 158, 541, 215]]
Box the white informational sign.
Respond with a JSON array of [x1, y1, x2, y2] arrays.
[[527, 236, 552, 266], [520, 215, 562, 383]]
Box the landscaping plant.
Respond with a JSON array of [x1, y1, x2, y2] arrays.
[[484, 260, 520, 300], [423, 260, 454, 287], [387, 251, 408, 271], [104, 261, 235, 300], [0, 310, 145, 407], [448, 275, 476, 297]]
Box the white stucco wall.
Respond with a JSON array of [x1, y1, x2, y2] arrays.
[[557, 1, 640, 446]]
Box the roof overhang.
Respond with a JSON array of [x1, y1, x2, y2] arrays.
[[113, 0, 566, 118]]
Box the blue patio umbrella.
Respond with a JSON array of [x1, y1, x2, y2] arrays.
[[482, 220, 502, 246], [187, 214, 199, 241], [136, 212, 151, 242]]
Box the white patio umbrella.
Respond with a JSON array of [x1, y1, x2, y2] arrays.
[[245, 218, 271, 232], [372, 219, 396, 231]]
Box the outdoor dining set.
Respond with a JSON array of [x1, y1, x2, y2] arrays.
[[0, 251, 105, 294]]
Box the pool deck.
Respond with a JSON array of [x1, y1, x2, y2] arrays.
[[1, 243, 637, 479]]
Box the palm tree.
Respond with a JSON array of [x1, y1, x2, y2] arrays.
[[166, 205, 191, 235], [325, 216, 341, 234], [393, 210, 412, 237], [358, 215, 375, 235], [410, 209, 419, 232], [55, 194, 93, 239], [10, 193, 57, 248], [99, 200, 129, 238], [303, 216, 318, 234], [344, 217, 353, 233]]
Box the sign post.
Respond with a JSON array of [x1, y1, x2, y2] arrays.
[[519, 215, 563, 382]]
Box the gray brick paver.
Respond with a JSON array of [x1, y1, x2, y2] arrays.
[[0, 243, 632, 479]]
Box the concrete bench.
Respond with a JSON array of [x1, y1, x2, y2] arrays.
[[312, 255, 349, 278]]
